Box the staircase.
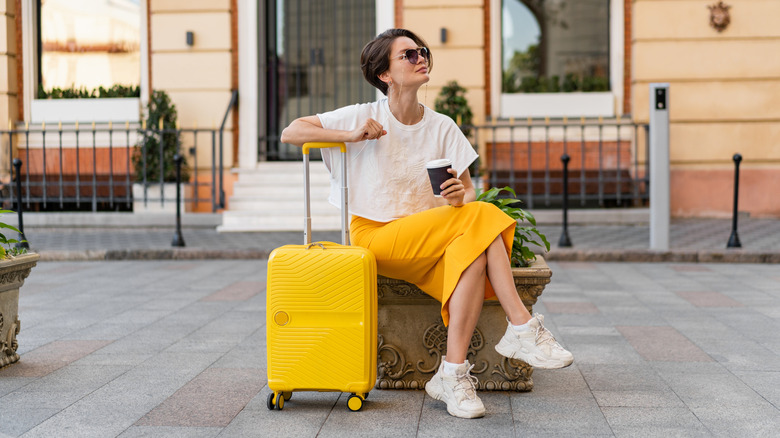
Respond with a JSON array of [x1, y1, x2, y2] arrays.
[[217, 162, 341, 232]]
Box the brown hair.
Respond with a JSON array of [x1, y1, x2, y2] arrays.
[[360, 29, 433, 96]]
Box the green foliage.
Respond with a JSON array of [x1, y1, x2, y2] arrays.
[[434, 81, 473, 136], [0, 210, 28, 259], [476, 187, 550, 268], [37, 84, 141, 99], [132, 90, 190, 183]]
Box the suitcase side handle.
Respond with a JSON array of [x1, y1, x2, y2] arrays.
[[302, 142, 349, 246]]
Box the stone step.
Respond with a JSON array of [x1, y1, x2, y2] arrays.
[[218, 210, 342, 232]]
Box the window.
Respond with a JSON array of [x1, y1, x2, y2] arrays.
[[492, 0, 622, 118], [38, 0, 141, 96]]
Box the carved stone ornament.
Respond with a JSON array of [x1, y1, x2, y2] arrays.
[[708, 2, 731, 32], [0, 253, 39, 369]]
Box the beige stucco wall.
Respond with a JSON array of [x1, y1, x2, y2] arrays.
[[632, 0, 780, 217], [150, 0, 234, 169], [403, 0, 486, 124]]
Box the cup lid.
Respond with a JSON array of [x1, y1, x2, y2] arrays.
[[426, 158, 452, 168]]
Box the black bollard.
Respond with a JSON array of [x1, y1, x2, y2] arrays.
[[13, 159, 29, 249], [558, 154, 573, 247], [726, 153, 742, 248], [171, 154, 186, 247]]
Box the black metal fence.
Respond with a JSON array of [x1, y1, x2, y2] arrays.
[[1, 123, 227, 213], [468, 117, 650, 209]]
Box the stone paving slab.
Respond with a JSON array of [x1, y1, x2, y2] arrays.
[[0, 260, 778, 437]]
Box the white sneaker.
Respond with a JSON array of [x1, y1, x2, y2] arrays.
[[495, 314, 574, 369], [425, 359, 485, 419]]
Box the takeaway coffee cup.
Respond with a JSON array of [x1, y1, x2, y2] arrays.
[[426, 158, 453, 197]]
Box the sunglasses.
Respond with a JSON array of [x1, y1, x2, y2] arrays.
[[395, 47, 430, 65]]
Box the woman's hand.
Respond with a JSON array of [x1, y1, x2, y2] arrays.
[[348, 118, 387, 142], [441, 168, 467, 207]]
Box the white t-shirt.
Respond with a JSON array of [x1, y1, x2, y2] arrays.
[[317, 98, 478, 223]]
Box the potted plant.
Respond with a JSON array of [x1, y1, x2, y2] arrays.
[[131, 90, 191, 213], [0, 211, 39, 369]]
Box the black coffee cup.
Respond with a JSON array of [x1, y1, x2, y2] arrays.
[[426, 159, 453, 197]]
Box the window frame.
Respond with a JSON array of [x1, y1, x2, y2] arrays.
[[22, 0, 149, 123], [490, 0, 623, 119]]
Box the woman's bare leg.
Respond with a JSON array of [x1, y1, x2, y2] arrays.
[[445, 251, 487, 364], [485, 235, 532, 325]]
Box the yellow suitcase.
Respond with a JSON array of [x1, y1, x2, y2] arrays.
[[266, 143, 377, 412]]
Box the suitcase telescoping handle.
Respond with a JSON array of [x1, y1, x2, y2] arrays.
[[301, 142, 349, 246]]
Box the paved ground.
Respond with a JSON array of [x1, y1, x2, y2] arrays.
[[1, 259, 778, 437], [16, 216, 780, 263]]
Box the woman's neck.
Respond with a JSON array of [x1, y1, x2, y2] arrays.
[[387, 90, 422, 125]]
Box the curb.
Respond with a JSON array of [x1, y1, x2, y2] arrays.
[[36, 248, 780, 263]]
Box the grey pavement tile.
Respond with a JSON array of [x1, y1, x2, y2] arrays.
[[511, 396, 613, 437], [318, 390, 425, 438], [617, 326, 713, 362], [0, 377, 33, 397], [0, 406, 59, 437], [732, 371, 780, 408], [689, 403, 780, 438], [601, 407, 711, 438], [577, 364, 670, 392], [562, 335, 646, 365], [22, 354, 222, 438], [692, 337, 780, 372], [136, 368, 265, 427], [543, 301, 600, 314], [220, 389, 340, 437], [591, 389, 685, 407], [117, 426, 222, 438], [661, 371, 771, 408], [3, 365, 130, 409], [417, 391, 514, 437]]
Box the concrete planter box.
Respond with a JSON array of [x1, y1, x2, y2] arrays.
[[376, 256, 551, 392], [132, 183, 192, 214], [0, 253, 40, 369]]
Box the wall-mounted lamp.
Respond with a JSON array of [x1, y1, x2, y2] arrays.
[[186, 31, 194, 46], [440, 28, 447, 44]]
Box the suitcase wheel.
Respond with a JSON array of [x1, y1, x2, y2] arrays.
[[283, 391, 293, 401], [347, 393, 364, 412], [363, 392, 369, 400], [267, 392, 285, 411]]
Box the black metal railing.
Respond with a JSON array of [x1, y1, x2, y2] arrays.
[[466, 117, 650, 209], [1, 123, 227, 213]]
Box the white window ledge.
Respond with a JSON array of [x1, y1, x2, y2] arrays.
[[500, 92, 615, 119], [31, 98, 141, 124]]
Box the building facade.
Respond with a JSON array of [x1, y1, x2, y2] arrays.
[[1, 0, 777, 218]]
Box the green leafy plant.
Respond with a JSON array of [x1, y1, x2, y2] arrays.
[[0, 210, 28, 258], [132, 90, 189, 183], [476, 187, 550, 267], [37, 84, 141, 99], [435, 80, 473, 136]]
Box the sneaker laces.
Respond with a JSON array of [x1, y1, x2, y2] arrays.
[[533, 319, 562, 352], [453, 363, 479, 400]]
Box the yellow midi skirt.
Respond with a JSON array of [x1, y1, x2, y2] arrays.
[[350, 202, 516, 326]]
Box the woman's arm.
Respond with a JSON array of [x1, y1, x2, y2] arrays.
[[438, 168, 476, 207], [280, 115, 386, 146]]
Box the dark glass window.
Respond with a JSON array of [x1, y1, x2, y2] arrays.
[[502, 0, 609, 93]]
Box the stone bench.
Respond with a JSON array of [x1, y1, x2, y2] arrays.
[[375, 256, 551, 391]]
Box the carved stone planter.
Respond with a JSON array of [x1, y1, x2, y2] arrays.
[[0, 253, 39, 369], [376, 256, 551, 391]]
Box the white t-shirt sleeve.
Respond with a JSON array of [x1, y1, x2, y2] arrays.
[[315, 104, 364, 173], [441, 117, 478, 178]]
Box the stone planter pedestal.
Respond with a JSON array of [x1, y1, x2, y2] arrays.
[[376, 256, 551, 391], [0, 253, 40, 369]]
